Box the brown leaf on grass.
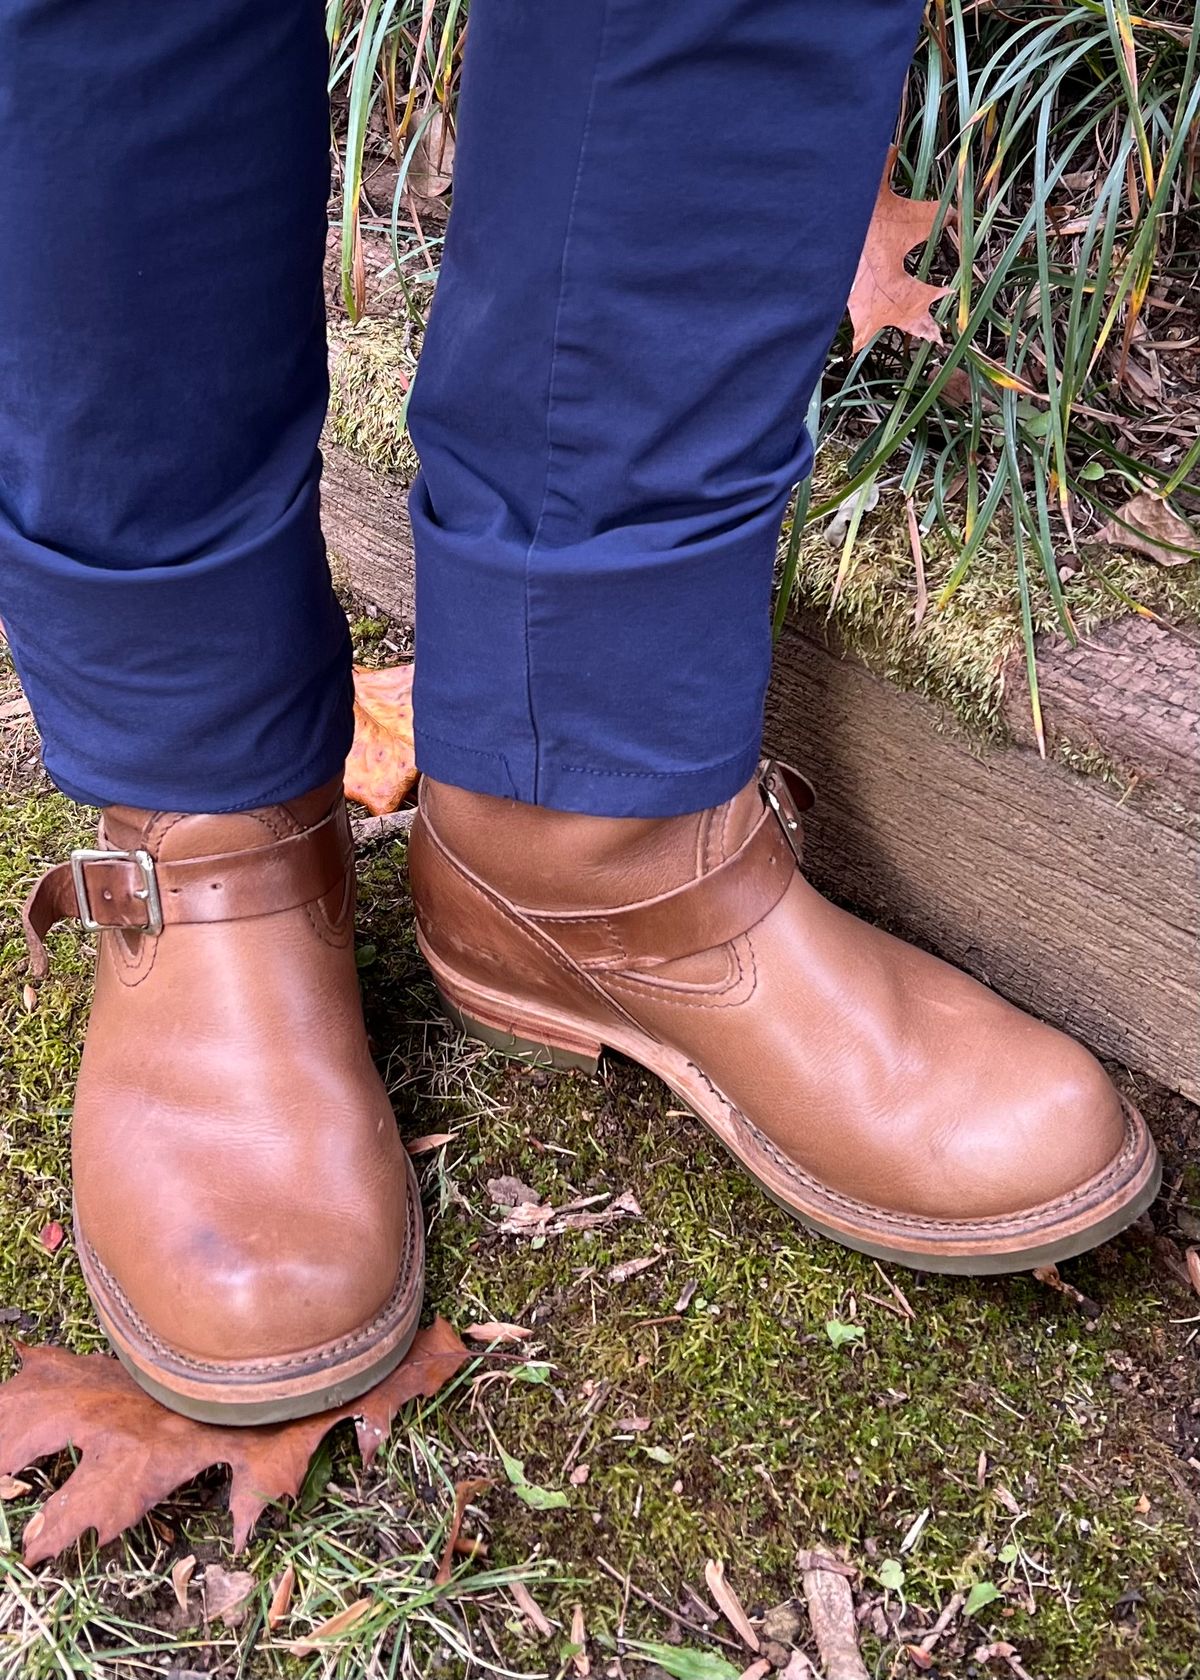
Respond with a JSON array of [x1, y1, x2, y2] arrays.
[[510, 1579, 555, 1638], [170, 1553, 196, 1614], [0, 1475, 32, 1499], [408, 110, 456, 200], [203, 1565, 256, 1628], [343, 663, 418, 816], [38, 1222, 64, 1253], [705, 1559, 760, 1653], [570, 1603, 590, 1677], [286, 1596, 375, 1655], [1096, 491, 1199, 567], [1186, 1247, 1200, 1299], [435, 1478, 492, 1586], [497, 1187, 642, 1239], [0, 1318, 468, 1564], [738, 1663, 772, 1680], [848, 147, 950, 352], [406, 1132, 456, 1156], [267, 1563, 296, 1631], [463, 1322, 531, 1345]]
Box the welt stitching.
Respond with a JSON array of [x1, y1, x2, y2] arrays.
[[694, 1068, 1142, 1232]]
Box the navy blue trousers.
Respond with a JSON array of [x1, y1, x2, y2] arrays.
[[0, 0, 924, 817]]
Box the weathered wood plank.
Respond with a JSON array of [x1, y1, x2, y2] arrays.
[[321, 442, 1200, 1099], [1003, 613, 1200, 815], [767, 623, 1198, 1099]]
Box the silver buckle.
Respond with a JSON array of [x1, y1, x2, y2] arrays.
[[70, 848, 164, 937]]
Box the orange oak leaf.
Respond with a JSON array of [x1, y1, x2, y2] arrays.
[[344, 663, 418, 816], [848, 147, 949, 352], [0, 1317, 468, 1565]]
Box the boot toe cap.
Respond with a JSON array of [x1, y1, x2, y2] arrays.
[[80, 1197, 412, 1369]]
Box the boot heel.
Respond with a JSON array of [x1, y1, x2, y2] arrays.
[[437, 989, 602, 1075]]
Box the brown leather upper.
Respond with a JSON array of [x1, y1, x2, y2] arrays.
[[28, 782, 414, 1368], [412, 765, 1140, 1233]]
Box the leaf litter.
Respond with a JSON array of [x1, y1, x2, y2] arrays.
[[0, 1317, 468, 1562], [489, 1178, 643, 1238]]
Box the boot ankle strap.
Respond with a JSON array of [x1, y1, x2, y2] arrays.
[[23, 804, 352, 980], [522, 759, 815, 972]]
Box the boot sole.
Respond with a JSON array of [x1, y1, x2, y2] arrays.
[[429, 959, 1160, 1277], [78, 1156, 425, 1426]]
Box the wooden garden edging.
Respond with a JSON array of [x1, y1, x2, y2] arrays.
[[322, 442, 1200, 1101]]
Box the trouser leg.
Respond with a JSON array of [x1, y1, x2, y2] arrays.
[[409, 0, 925, 816], [0, 0, 350, 811]]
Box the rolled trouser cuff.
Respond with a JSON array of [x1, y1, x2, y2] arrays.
[[1, 474, 353, 813]]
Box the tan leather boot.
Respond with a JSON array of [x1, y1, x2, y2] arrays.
[[410, 763, 1158, 1274], [24, 781, 423, 1423]]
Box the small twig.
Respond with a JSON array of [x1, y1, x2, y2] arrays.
[[351, 808, 415, 847], [801, 1547, 869, 1680], [595, 1558, 744, 1653], [918, 1590, 965, 1655]]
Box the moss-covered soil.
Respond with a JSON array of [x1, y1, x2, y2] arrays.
[[2, 646, 1199, 1679]]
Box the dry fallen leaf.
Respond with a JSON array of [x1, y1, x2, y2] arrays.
[[203, 1565, 256, 1628], [0, 1474, 32, 1500], [848, 146, 950, 352], [569, 1463, 590, 1486], [705, 1559, 760, 1653], [0, 1318, 468, 1563], [435, 1478, 491, 1586], [343, 663, 418, 816], [38, 1222, 64, 1253], [406, 1132, 456, 1156], [267, 1562, 297, 1631], [738, 1663, 772, 1680], [1097, 491, 1198, 567], [286, 1596, 375, 1655], [170, 1553, 196, 1614], [497, 1187, 642, 1239], [510, 1578, 555, 1638], [570, 1603, 590, 1677], [1186, 1247, 1200, 1300], [408, 109, 456, 200], [463, 1322, 531, 1345]]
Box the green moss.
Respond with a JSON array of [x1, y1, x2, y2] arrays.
[[326, 318, 420, 480], [784, 449, 1200, 752]]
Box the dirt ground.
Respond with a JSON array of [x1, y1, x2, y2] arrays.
[[1, 640, 1199, 1680]]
